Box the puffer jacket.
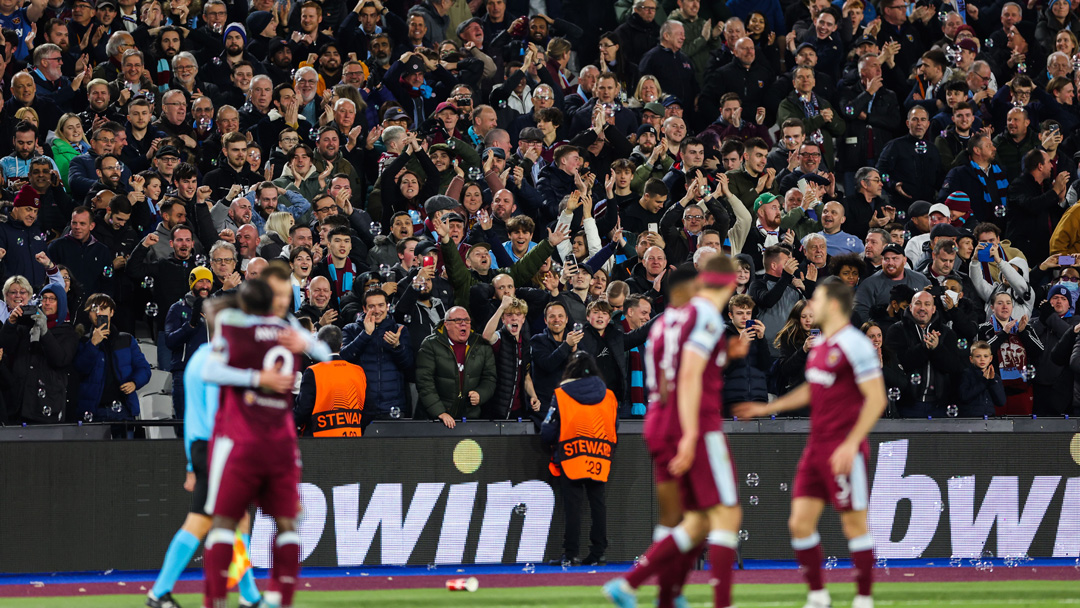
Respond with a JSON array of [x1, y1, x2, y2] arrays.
[[0, 283, 78, 423], [415, 325, 496, 420], [163, 292, 209, 373], [340, 316, 413, 416], [72, 330, 151, 421], [486, 326, 532, 420], [721, 323, 772, 407]]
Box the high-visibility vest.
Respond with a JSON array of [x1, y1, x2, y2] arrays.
[[310, 360, 367, 437], [548, 387, 618, 482]]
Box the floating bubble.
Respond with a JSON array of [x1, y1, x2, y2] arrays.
[[910, 373, 922, 386], [514, 503, 528, 516], [389, 406, 401, 419], [825, 556, 838, 570], [957, 338, 969, 350], [914, 141, 928, 154], [780, 482, 789, 492], [746, 473, 760, 487], [876, 557, 889, 569], [881, 173, 890, 184], [142, 277, 154, 289], [994, 205, 1006, 218], [934, 499, 945, 513], [938, 10, 948, 21], [41, 405, 51, 417], [844, 105, 854, 116], [947, 404, 959, 418], [1023, 365, 1036, 380], [468, 166, 483, 181], [522, 563, 534, 573], [749, 496, 759, 506], [102, 265, 113, 278], [111, 401, 123, 413], [810, 132, 824, 145], [404, 314, 413, 324], [84, 411, 93, 423], [888, 387, 901, 401], [572, 322, 583, 333], [896, 209, 906, 220], [427, 563, 436, 571], [195, 255, 208, 266], [1017, 62, 1027, 74], [370, 222, 382, 236], [38, 388, 46, 399], [984, 38, 994, 48], [146, 303, 159, 317], [738, 530, 749, 541], [903, 230, 912, 241]]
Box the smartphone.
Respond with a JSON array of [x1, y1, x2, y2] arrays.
[[809, 328, 822, 339], [647, 222, 659, 234], [1060, 255, 1076, 266], [20, 304, 39, 316], [977, 244, 993, 263], [745, 320, 754, 329], [96, 315, 110, 330], [422, 255, 435, 267]]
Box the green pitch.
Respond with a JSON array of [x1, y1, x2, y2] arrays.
[[2, 581, 1078, 607]]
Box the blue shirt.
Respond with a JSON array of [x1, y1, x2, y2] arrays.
[[0, 8, 32, 62], [821, 230, 864, 256]]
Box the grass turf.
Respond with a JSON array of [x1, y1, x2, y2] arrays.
[[2, 581, 1078, 607]]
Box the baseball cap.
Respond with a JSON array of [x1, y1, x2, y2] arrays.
[[753, 192, 779, 213], [929, 223, 961, 239], [956, 38, 978, 53], [155, 145, 181, 159], [415, 240, 439, 256], [883, 243, 905, 257], [908, 200, 932, 217], [434, 101, 459, 115], [929, 202, 951, 218], [467, 242, 493, 256], [518, 127, 544, 142], [662, 97, 683, 108], [643, 102, 665, 116], [482, 147, 506, 160], [383, 106, 409, 122], [796, 41, 817, 54], [444, 212, 466, 224], [855, 36, 878, 48]]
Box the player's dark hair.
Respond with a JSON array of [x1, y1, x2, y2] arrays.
[[317, 324, 343, 352], [818, 276, 855, 316], [238, 279, 274, 315], [261, 260, 292, 282], [562, 351, 601, 381]]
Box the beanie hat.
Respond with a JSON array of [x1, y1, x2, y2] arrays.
[[189, 266, 213, 290], [223, 22, 247, 45], [945, 190, 971, 215], [245, 11, 273, 37], [13, 184, 39, 209]]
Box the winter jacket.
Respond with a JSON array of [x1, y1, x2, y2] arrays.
[[1005, 172, 1063, 265], [51, 137, 87, 186], [1031, 307, 1079, 416], [955, 363, 1006, 417], [164, 292, 209, 372], [46, 233, 115, 298], [0, 283, 78, 423], [0, 217, 51, 289], [415, 326, 497, 420], [126, 243, 199, 330], [1049, 201, 1080, 256], [883, 310, 967, 417], [340, 316, 413, 416], [854, 268, 931, 324], [749, 272, 807, 356], [722, 324, 772, 406], [72, 331, 151, 421], [530, 328, 576, 414], [486, 326, 533, 420], [776, 91, 845, 166], [577, 319, 653, 415]]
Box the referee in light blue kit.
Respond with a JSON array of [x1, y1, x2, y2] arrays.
[[147, 293, 263, 608]]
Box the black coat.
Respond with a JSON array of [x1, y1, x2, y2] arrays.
[[721, 324, 772, 407], [577, 318, 653, 415], [883, 310, 967, 416], [485, 326, 533, 421], [0, 318, 78, 423], [1005, 172, 1063, 265]]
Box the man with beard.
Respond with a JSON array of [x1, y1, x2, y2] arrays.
[[83, 153, 130, 205], [186, 0, 228, 65], [313, 127, 359, 193], [256, 84, 312, 150], [205, 23, 266, 92], [293, 66, 322, 125], [854, 243, 930, 321], [240, 74, 274, 131], [78, 79, 124, 132], [30, 43, 88, 110], [364, 32, 393, 87], [204, 132, 263, 200], [1, 122, 58, 183], [262, 37, 294, 86], [934, 100, 978, 170], [153, 89, 198, 151], [69, 124, 133, 201], [313, 41, 343, 88], [288, 2, 334, 67], [41, 19, 79, 74], [26, 156, 74, 236], [162, 264, 214, 420], [47, 206, 114, 296], [148, 26, 183, 88]]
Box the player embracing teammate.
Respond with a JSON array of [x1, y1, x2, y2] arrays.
[[735, 277, 886, 608], [201, 263, 330, 608], [604, 256, 744, 608]]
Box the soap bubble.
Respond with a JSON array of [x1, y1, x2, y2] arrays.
[[145, 303, 159, 317], [746, 473, 759, 487], [195, 255, 207, 266], [1023, 365, 1036, 380], [522, 563, 535, 573], [514, 503, 528, 516], [994, 206, 1006, 218], [370, 222, 382, 236], [38, 388, 45, 399], [427, 563, 436, 571], [389, 406, 401, 419], [825, 556, 838, 570], [888, 387, 901, 401], [984, 38, 994, 48], [41, 405, 52, 417], [957, 338, 968, 350], [111, 401, 123, 413], [142, 276, 154, 289], [83, 411, 93, 423], [780, 482, 789, 492], [749, 496, 759, 506], [810, 132, 824, 145], [738, 530, 749, 541], [914, 141, 928, 154], [910, 373, 922, 386], [102, 265, 113, 278], [947, 404, 959, 418]]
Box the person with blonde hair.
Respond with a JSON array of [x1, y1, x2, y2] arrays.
[[52, 113, 90, 186]]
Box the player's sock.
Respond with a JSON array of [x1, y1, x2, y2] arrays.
[[203, 528, 235, 608], [792, 532, 825, 591], [670, 541, 701, 600], [849, 534, 875, 597], [624, 525, 694, 589], [237, 533, 261, 604], [652, 527, 678, 608], [270, 531, 300, 608], [150, 528, 201, 599], [708, 530, 738, 608]]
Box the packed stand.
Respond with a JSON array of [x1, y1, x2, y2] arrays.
[[2, 0, 1079, 431]]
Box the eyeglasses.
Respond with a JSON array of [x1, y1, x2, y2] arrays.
[[316, 206, 335, 213], [800, 152, 822, 157], [175, 64, 195, 71], [598, 43, 617, 49], [102, 164, 121, 171], [684, 215, 704, 220], [445, 318, 470, 324], [211, 257, 235, 264], [43, 56, 62, 63]]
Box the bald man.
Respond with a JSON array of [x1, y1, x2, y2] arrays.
[[298, 275, 340, 328], [244, 256, 268, 279], [236, 224, 260, 262], [818, 201, 863, 256]]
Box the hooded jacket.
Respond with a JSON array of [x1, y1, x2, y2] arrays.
[[970, 256, 1034, 321], [540, 375, 613, 445]]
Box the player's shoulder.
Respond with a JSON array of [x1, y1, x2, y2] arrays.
[[833, 325, 877, 362], [689, 297, 724, 330]]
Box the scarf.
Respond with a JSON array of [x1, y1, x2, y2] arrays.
[[799, 92, 825, 143], [971, 160, 1009, 219], [326, 255, 356, 296]]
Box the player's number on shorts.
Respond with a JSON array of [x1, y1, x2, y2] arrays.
[[586, 460, 604, 476], [835, 474, 851, 503]]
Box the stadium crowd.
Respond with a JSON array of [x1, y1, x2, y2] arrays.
[[2, 0, 1080, 431]]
